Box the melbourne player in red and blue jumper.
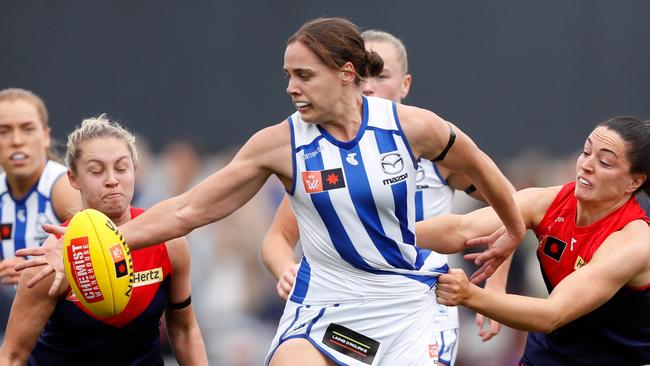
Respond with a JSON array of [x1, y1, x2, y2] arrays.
[[27, 207, 178, 365], [522, 182, 650, 365], [1, 116, 207, 365], [430, 117, 650, 366]]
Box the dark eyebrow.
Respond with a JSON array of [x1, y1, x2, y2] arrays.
[[286, 67, 314, 75], [599, 148, 620, 159], [587, 137, 621, 159]]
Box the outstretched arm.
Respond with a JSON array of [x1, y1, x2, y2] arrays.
[[261, 195, 300, 300], [122, 122, 292, 250], [16, 122, 293, 293], [436, 220, 650, 332], [414, 187, 555, 257], [165, 237, 208, 366]]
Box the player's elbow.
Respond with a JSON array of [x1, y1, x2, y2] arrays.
[[174, 194, 202, 236], [0, 348, 30, 366], [536, 309, 566, 334]]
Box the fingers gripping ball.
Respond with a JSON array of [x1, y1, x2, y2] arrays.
[[63, 209, 134, 317]]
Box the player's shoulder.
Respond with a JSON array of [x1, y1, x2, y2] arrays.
[[516, 185, 563, 227], [165, 236, 190, 273], [248, 119, 291, 147], [395, 103, 445, 128]]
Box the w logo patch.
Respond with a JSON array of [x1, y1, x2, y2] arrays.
[[302, 168, 346, 194]]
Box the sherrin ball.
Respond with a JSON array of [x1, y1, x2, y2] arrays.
[[63, 209, 134, 317]]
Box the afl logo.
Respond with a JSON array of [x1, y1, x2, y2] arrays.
[[381, 153, 404, 175]]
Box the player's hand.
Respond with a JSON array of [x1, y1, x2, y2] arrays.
[[435, 268, 472, 306], [475, 313, 502, 342], [0, 257, 26, 285], [15, 224, 66, 296], [276, 263, 298, 300], [463, 226, 519, 284]]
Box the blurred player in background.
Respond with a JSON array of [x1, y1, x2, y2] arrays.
[[0, 88, 81, 338], [0, 115, 207, 365]]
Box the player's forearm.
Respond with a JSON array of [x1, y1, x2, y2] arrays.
[[262, 236, 298, 280], [0, 348, 29, 366], [415, 215, 468, 254], [483, 252, 513, 292], [463, 285, 558, 333], [469, 156, 525, 240], [120, 195, 195, 250], [168, 319, 208, 365]]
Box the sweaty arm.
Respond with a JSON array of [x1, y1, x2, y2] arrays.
[[121, 121, 293, 250], [437, 220, 650, 332], [0, 268, 66, 365], [165, 237, 208, 366], [261, 195, 300, 300]]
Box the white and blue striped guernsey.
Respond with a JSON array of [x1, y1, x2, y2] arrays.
[[0, 160, 67, 259], [415, 159, 460, 334], [287, 96, 447, 305], [415, 159, 454, 220]]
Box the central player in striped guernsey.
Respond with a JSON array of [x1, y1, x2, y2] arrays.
[[19, 17, 525, 366], [261, 29, 515, 365]]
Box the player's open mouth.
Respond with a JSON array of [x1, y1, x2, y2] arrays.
[[295, 101, 311, 110], [10, 153, 27, 161], [577, 177, 591, 186]]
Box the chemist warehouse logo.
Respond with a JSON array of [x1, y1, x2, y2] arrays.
[[66, 267, 163, 302]]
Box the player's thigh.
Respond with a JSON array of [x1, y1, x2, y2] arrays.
[[270, 338, 336, 366]]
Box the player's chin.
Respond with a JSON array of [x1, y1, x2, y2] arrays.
[[299, 109, 320, 123], [99, 204, 127, 221]]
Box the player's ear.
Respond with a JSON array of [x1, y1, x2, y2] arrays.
[[67, 170, 81, 191], [341, 62, 357, 84]]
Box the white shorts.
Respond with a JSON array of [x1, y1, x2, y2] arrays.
[[266, 289, 439, 365], [432, 328, 459, 366]]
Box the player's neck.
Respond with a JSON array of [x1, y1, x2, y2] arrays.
[[111, 209, 132, 227], [319, 94, 363, 141], [7, 165, 46, 200], [575, 195, 630, 227]]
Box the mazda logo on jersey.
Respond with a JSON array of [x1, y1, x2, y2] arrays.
[[416, 167, 425, 182], [302, 168, 346, 194], [541, 235, 566, 262], [380, 153, 404, 175]]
